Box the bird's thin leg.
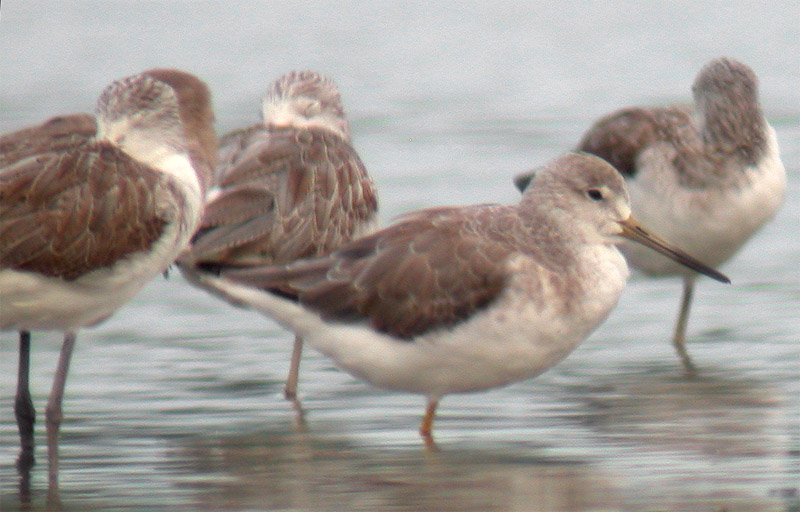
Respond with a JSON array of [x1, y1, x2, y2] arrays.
[[673, 276, 697, 375], [46, 331, 77, 491], [420, 399, 439, 451], [284, 335, 303, 401], [15, 330, 36, 470], [284, 335, 307, 428]]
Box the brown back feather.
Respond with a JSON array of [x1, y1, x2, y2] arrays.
[[191, 126, 377, 266], [576, 106, 694, 177], [0, 114, 97, 168], [223, 207, 511, 340], [1, 142, 171, 280]]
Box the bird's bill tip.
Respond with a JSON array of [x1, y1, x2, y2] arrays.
[[618, 216, 731, 284]]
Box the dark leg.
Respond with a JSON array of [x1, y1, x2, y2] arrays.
[[15, 330, 36, 470], [46, 331, 77, 491]]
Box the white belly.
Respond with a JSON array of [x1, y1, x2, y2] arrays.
[[623, 134, 785, 276], [0, 219, 191, 332], [199, 246, 630, 400]]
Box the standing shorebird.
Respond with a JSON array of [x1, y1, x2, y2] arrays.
[[0, 69, 216, 482], [189, 153, 729, 447], [179, 70, 378, 404], [515, 58, 785, 371]]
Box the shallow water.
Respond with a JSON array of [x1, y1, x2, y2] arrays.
[[1, 1, 799, 511]]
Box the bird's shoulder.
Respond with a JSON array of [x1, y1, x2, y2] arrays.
[[0, 113, 97, 168], [577, 105, 696, 176]]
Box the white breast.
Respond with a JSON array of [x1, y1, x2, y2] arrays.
[[623, 127, 786, 276]]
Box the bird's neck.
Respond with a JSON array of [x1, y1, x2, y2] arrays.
[[701, 101, 768, 166]]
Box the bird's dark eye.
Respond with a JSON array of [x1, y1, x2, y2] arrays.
[[587, 188, 604, 201]]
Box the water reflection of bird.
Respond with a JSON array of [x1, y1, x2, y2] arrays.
[[571, 367, 782, 458], [189, 152, 728, 446], [178, 433, 625, 511], [515, 58, 786, 372], [0, 69, 217, 483], [179, 70, 378, 406]]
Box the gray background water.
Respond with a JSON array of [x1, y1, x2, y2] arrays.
[[1, 1, 799, 510]]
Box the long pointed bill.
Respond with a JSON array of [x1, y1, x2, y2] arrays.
[[618, 216, 730, 284]]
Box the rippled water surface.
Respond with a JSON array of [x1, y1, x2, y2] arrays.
[[1, 2, 799, 511]]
